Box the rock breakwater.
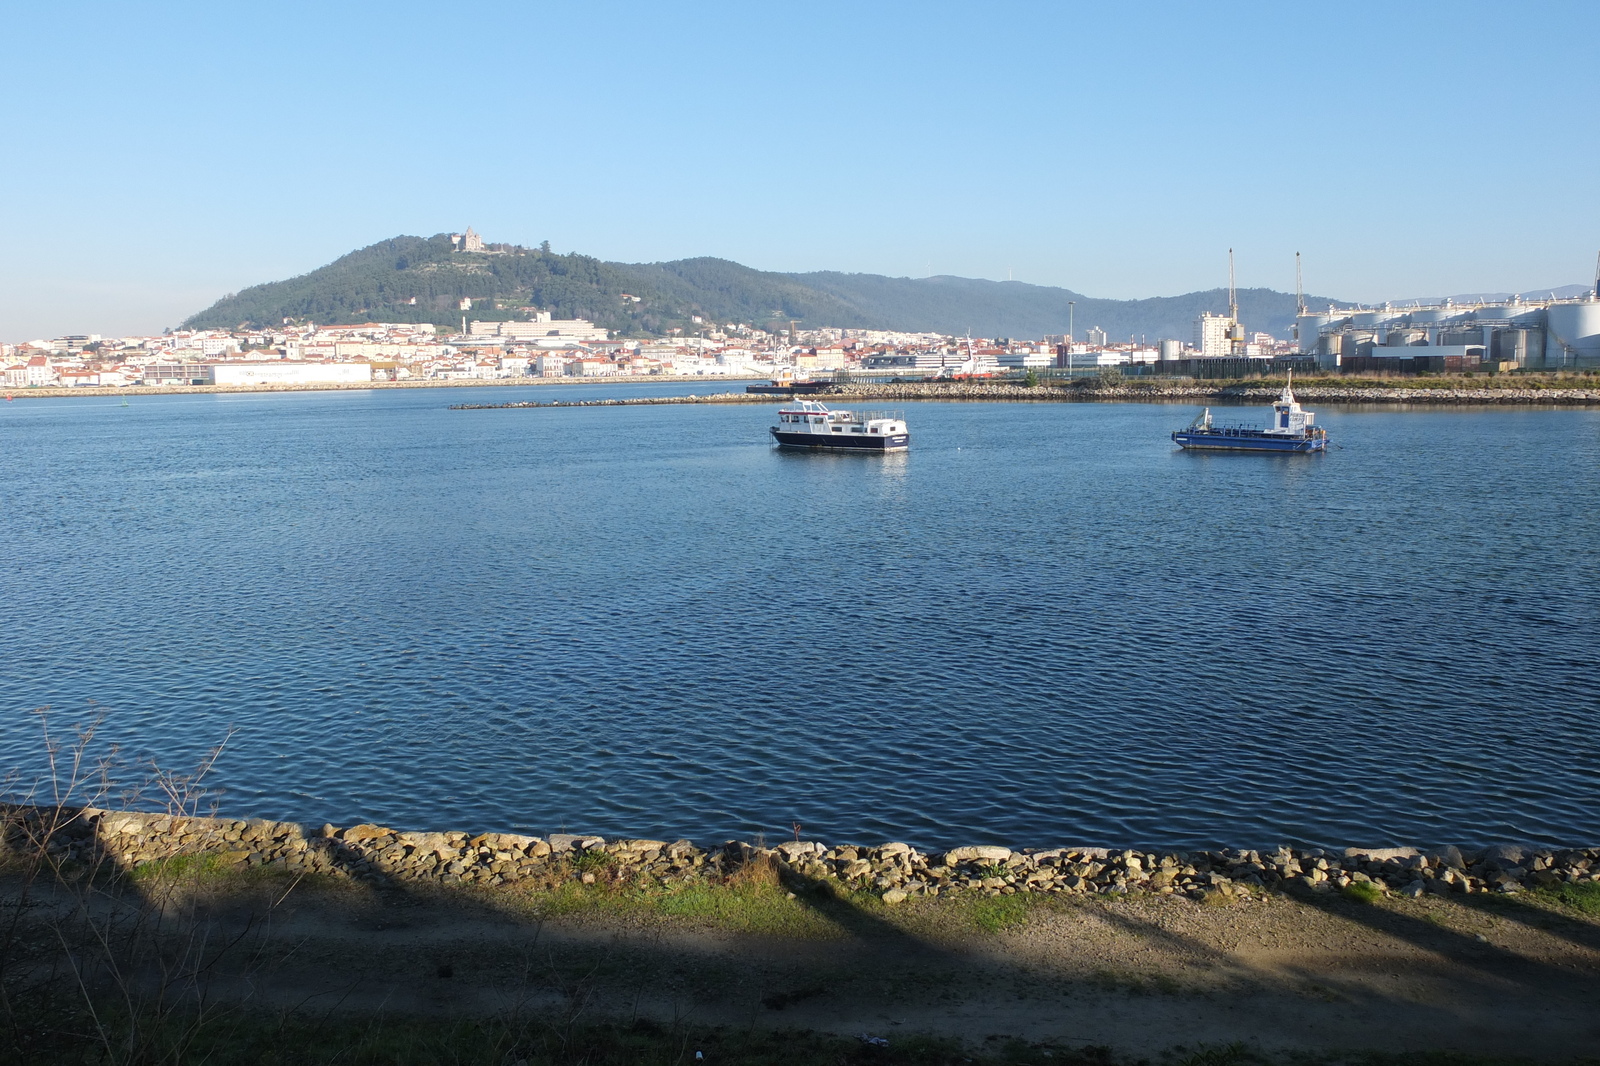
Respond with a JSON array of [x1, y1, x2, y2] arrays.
[[450, 379, 1600, 411], [821, 381, 1600, 406], [6, 806, 1595, 905]]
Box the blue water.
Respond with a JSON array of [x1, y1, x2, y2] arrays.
[[3, 384, 1598, 849]]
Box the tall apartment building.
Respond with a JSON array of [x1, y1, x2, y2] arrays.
[[1194, 312, 1238, 357]]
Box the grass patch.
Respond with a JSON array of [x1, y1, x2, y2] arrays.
[[126, 851, 238, 883], [567, 848, 616, 874], [524, 874, 841, 938], [960, 891, 1050, 933], [1341, 881, 1384, 905], [1536, 880, 1600, 917]]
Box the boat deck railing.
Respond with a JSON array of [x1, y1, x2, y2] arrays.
[[841, 408, 904, 425], [1183, 424, 1320, 438]]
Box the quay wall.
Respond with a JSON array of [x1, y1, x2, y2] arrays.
[[5, 805, 1595, 904]]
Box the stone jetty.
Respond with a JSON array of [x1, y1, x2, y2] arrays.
[[827, 380, 1600, 405], [451, 378, 1600, 411], [6, 806, 1595, 905]]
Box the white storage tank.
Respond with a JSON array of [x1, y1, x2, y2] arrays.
[[1545, 301, 1600, 367], [1341, 330, 1377, 359], [1158, 338, 1182, 360], [1352, 311, 1397, 328], [1295, 314, 1329, 354], [1474, 305, 1523, 321], [1440, 327, 1486, 347], [1494, 329, 1536, 368]]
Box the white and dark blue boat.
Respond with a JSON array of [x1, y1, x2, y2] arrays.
[[771, 400, 909, 451], [1172, 377, 1328, 453]]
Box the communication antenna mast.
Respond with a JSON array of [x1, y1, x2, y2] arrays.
[[1228, 248, 1238, 323], [1296, 251, 1304, 315]]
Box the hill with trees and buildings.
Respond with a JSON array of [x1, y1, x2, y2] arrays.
[[184, 234, 1351, 341]]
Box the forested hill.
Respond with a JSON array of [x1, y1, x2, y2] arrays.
[[183, 236, 659, 334], [183, 234, 1349, 340]]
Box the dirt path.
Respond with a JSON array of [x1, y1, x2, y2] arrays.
[[144, 882, 1600, 1060]]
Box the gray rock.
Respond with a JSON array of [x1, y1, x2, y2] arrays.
[[1481, 843, 1529, 866], [547, 833, 604, 853], [1426, 845, 1467, 869], [943, 845, 1012, 865], [1343, 846, 1420, 863], [610, 838, 668, 853]]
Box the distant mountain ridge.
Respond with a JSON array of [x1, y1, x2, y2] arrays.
[[183, 233, 1356, 340], [1397, 284, 1593, 305]]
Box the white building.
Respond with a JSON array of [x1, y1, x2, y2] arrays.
[[210, 361, 373, 386], [1194, 312, 1238, 358], [995, 349, 1055, 369], [471, 315, 608, 342]]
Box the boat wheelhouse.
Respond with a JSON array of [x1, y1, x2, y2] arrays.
[[1171, 376, 1328, 453], [770, 400, 909, 451]]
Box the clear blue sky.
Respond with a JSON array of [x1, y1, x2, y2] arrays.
[[4, 0, 1597, 340]]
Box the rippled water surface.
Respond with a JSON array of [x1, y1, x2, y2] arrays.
[[3, 384, 1598, 848]]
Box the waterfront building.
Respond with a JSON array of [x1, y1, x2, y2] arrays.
[[208, 361, 373, 386]]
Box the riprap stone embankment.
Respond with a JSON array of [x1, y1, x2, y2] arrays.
[[449, 379, 1600, 411], [819, 380, 1600, 406], [6, 806, 1595, 905]]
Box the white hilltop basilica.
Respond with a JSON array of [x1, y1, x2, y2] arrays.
[[449, 227, 484, 252]]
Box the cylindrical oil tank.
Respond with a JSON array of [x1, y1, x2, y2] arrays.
[[1295, 313, 1330, 355], [1494, 329, 1536, 368], [1386, 328, 1428, 347], [1158, 338, 1182, 360], [1545, 301, 1600, 367], [1440, 327, 1485, 347], [1341, 330, 1376, 359], [1474, 305, 1522, 321], [1406, 308, 1452, 324], [1352, 311, 1396, 328]]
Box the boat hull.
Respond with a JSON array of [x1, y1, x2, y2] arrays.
[[1172, 430, 1325, 453], [771, 429, 909, 451]]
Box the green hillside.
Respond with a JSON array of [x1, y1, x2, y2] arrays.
[[184, 234, 1349, 341], [184, 236, 671, 334]]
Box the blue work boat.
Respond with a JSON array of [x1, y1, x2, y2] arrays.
[[1172, 375, 1328, 453]]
